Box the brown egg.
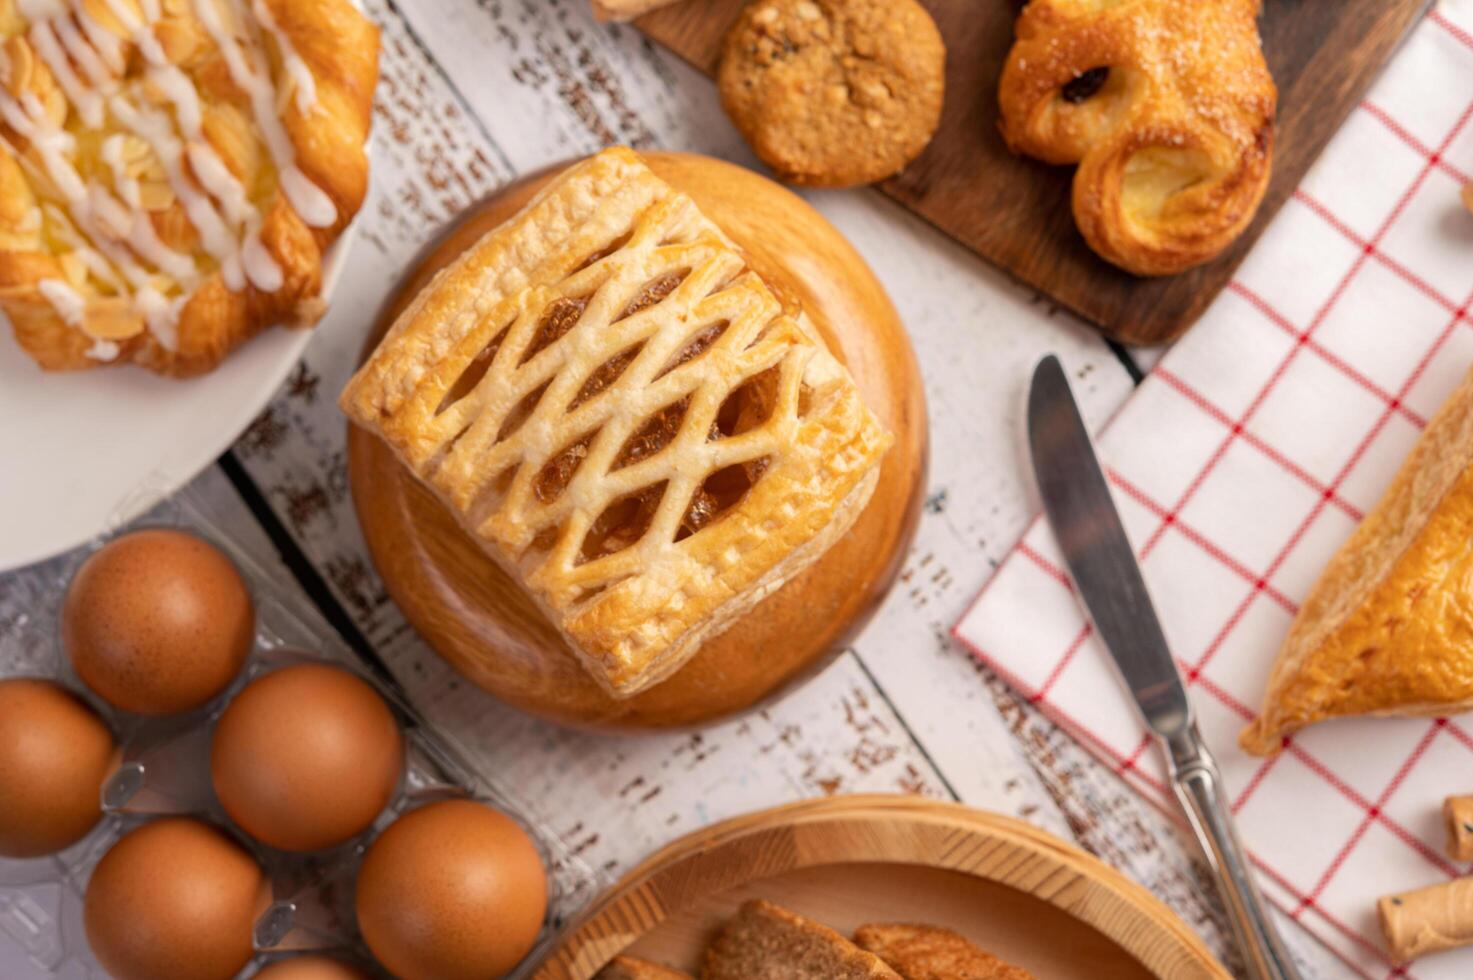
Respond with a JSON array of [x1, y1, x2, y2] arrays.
[[0, 679, 116, 857], [355, 800, 548, 980], [63, 529, 254, 715], [84, 817, 266, 980], [211, 663, 404, 852], [252, 955, 372, 980]]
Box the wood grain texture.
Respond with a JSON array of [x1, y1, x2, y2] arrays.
[[635, 0, 1431, 344], [347, 151, 927, 729], [533, 795, 1230, 979]]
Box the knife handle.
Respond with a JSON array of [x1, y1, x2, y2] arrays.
[[1167, 727, 1304, 980]]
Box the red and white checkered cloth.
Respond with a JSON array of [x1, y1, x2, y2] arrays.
[[954, 5, 1473, 977]]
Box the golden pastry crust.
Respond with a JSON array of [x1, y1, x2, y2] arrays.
[[704, 900, 900, 980], [853, 924, 1035, 980], [0, 0, 378, 377], [1241, 368, 1473, 756], [998, 0, 1275, 276], [341, 147, 891, 698]]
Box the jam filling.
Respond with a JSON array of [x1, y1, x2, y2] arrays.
[[572, 344, 642, 409], [522, 296, 588, 365], [579, 483, 667, 563], [618, 271, 685, 320]]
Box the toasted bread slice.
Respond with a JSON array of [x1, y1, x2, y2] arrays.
[[594, 955, 694, 979], [703, 899, 900, 980], [854, 923, 1035, 980]]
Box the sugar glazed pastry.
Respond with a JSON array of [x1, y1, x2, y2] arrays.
[[997, 0, 1275, 276], [0, 0, 378, 376], [719, 0, 945, 188], [1241, 367, 1473, 755], [341, 147, 891, 698]]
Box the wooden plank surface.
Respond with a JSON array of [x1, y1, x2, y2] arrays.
[[635, 0, 1431, 345], [0, 0, 1362, 976]]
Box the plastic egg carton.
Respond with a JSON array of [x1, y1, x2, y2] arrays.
[[0, 488, 601, 978]]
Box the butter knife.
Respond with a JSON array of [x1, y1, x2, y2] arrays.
[[1026, 355, 1302, 980]]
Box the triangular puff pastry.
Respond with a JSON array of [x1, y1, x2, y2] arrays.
[[341, 148, 891, 698], [1241, 367, 1473, 755]]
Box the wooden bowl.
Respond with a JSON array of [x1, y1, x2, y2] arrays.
[[346, 152, 927, 730], [532, 795, 1230, 979]]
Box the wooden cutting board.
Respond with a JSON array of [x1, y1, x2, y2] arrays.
[[637, 0, 1431, 345], [533, 795, 1230, 978]]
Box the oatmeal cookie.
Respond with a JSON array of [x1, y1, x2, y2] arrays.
[[718, 0, 945, 188]]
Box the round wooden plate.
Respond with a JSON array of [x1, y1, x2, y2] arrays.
[[347, 152, 927, 730], [533, 795, 1230, 980]]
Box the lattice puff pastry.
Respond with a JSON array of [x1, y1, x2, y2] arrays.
[[0, 0, 378, 376], [342, 148, 892, 697], [998, 0, 1276, 276]]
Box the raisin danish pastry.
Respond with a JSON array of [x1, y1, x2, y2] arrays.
[[341, 148, 891, 698], [0, 0, 378, 377], [998, 0, 1276, 277]]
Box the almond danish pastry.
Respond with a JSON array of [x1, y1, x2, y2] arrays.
[[998, 0, 1276, 276], [0, 0, 378, 376], [341, 148, 892, 698]]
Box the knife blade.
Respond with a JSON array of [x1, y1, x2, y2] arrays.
[[1025, 354, 1190, 739], [1025, 354, 1303, 980]]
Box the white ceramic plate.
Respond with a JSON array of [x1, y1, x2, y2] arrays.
[[0, 221, 357, 572]]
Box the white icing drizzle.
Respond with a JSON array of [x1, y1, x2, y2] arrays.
[[0, 0, 334, 350], [1, 89, 194, 307], [52, 14, 111, 87], [241, 225, 281, 290], [84, 337, 119, 360], [193, 0, 335, 228], [279, 166, 334, 227], [16, 204, 41, 235], [250, 0, 314, 114], [37, 276, 84, 324], [185, 140, 252, 226], [144, 63, 201, 135], [75, 8, 125, 75], [43, 204, 122, 289], [27, 19, 103, 126], [134, 283, 181, 348], [100, 133, 140, 208], [108, 94, 238, 269], [15, 0, 67, 17]]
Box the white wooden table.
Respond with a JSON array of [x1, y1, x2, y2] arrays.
[[0, 1, 1352, 976]]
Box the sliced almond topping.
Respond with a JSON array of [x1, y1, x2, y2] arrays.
[[202, 102, 260, 182], [138, 180, 175, 211], [59, 251, 87, 286], [81, 296, 146, 340], [1, 37, 33, 97]]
